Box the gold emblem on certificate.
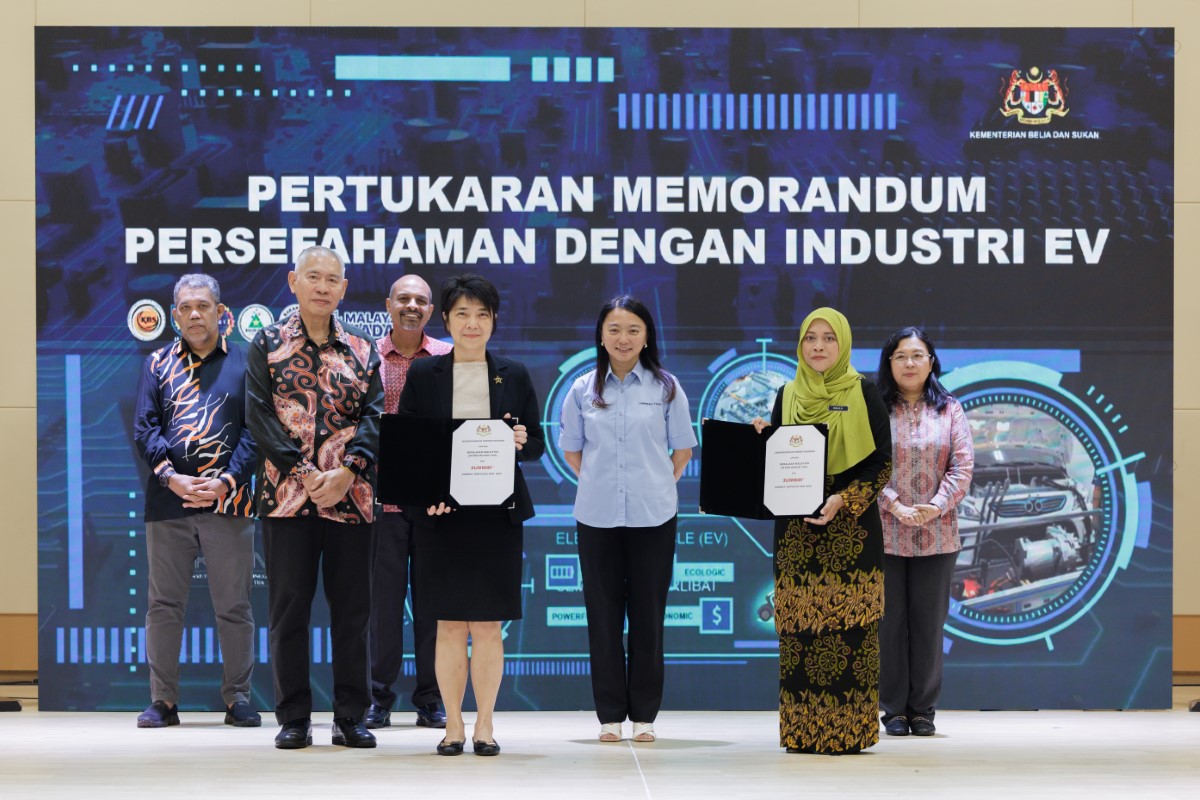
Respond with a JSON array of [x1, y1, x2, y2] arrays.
[[762, 425, 827, 517], [698, 419, 828, 520]]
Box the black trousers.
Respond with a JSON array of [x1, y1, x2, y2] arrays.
[[263, 516, 372, 724], [879, 551, 958, 722], [577, 517, 676, 724], [369, 511, 440, 710]]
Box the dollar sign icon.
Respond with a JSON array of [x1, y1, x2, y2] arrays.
[[712, 604, 724, 627]]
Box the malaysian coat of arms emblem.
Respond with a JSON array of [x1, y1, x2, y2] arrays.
[[1001, 66, 1069, 124]]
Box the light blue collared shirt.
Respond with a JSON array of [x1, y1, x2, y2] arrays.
[[559, 361, 697, 528]]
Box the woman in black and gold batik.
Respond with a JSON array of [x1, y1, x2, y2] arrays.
[[753, 307, 892, 755]]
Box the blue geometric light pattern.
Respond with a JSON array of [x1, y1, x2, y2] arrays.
[[939, 361, 1145, 649]]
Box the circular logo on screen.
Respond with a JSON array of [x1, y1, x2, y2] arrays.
[[540, 348, 600, 486], [219, 308, 235, 338], [128, 299, 166, 341], [237, 304, 275, 341], [696, 349, 796, 436], [280, 303, 299, 321], [939, 361, 1143, 649]]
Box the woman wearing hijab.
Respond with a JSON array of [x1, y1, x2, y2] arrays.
[[752, 307, 892, 755]]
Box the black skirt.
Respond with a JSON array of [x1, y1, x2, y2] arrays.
[[411, 506, 524, 622]]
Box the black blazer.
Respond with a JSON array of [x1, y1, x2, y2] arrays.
[[398, 351, 544, 523]]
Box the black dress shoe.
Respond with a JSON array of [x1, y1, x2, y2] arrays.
[[472, 739, 501, 756], [224, 701, 262, 728], [363, 704, 391, 729], [332, 717, 377, 748], [416, 703, 447, 728], [884, 716, 910, 736], [436, 738, 465, 756], [275, 719, 312, 750], [909, 716, 936, 736], [825, 746, 862, 756], [136, 701, 180, 728]]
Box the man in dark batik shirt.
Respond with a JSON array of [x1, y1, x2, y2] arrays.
[[246, 246, 384, 750], [133, 273, 260, 730]]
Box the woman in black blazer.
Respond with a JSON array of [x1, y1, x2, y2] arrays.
[[397, 274, 543, 757]]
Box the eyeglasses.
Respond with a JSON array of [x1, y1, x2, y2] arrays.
[[891, 352, 930, 364]]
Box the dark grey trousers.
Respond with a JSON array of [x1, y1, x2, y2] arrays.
[[145, 515, 255, 707], [879, 551, 958, 722]]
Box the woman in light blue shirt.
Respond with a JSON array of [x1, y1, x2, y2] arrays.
[[559, 296, 696, 744]]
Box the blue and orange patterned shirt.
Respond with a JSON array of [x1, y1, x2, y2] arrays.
[[245, 312, 384, 524], [134, 337, 257, 521]]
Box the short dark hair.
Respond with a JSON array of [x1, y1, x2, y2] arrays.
[[875, 326, 954, 412], [590, 295, 677, 408], [440, 273, 500, 330]]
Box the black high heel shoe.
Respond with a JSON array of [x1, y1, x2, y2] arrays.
[[436, 738, 465, 756], [472, 739, 501, 756]]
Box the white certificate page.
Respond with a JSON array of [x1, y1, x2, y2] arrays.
[[449, 419, 516, 506], [762, 425, 826, 517]]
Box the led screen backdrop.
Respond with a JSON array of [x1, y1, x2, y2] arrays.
[[35, 26, 1173, 711]]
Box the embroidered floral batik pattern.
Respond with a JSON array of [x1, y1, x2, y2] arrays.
[[771, 380, 892, 754]]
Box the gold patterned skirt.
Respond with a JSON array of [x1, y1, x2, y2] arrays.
[[779, 621, 880, 753], [774, 508, 884, 754]]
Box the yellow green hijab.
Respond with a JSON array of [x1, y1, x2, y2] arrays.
[[782, 307, 875, 474]]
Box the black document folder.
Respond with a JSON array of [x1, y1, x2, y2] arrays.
[[377, 415, 516, 508], [698, 418, 828, 520]]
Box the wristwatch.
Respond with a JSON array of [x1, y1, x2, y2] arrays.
[[157, 467, 176, 487]]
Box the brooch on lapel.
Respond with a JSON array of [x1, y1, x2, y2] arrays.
[[494, 375, 503, 384]]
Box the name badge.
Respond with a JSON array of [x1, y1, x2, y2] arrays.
[[828, 405, 849, 412]]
